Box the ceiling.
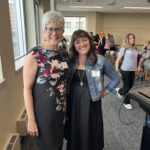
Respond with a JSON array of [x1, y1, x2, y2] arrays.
[[55, 0, 150, 13]]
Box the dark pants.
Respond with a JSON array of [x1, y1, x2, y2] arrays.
[[119, 70, 135, 104], [98, 48, 106, 56]]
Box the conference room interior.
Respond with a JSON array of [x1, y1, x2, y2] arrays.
[[0, 0, 150, 149]]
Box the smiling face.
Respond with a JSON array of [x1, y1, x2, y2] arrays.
[[74, 37, 90, 56], [128, 34, 135, 46], [43, 22, 64, 48]]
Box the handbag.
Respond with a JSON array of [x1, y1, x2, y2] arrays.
[[119, 49, 126, 69]]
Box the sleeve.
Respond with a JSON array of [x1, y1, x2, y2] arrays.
[[118, 47, 126, 57], [103, 58, 120, 94]]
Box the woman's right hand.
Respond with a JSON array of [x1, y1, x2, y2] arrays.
[[27, 120, 39, 136]]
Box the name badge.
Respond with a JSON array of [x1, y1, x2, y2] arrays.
[[61, 62, 68, 69], [92, 70, 100, 77]]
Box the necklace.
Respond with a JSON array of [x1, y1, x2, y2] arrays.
[[78, 69, 85, 86]]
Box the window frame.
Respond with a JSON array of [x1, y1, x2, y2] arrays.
[[8, 0, 27, 70], [64, 16, 86, 42], [34, 0, 40, 45], [0, 56, 5, 84]]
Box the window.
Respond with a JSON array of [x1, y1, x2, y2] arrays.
[[64, 17, 86, 42], [65, 22, 71, 29], [76, 22, 83, 29], [8, 0, 27, 70], [0, 56, 4, 83], [34, 0, 40, 45]]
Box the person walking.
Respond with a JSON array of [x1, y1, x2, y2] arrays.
[[115, 33, 138, 110]]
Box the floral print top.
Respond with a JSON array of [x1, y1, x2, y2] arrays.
[[31, 46, 69, 111]]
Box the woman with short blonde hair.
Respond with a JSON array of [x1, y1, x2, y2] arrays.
[[23, 11, 68, 149]]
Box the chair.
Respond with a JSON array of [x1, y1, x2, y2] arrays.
[[144, 70, 150, 85], [135, 71, 145, 85]]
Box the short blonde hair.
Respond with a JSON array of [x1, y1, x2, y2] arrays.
[[42, 11, 64, 31]]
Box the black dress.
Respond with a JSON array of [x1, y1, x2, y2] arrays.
[[31, 46, 68, 150], [66, 69, 104, 150]]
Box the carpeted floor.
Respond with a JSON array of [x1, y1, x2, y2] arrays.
[[21, 78, 147, 150], [102, 89, 145, 150]]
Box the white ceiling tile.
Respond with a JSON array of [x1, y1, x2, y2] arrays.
[[56, 0, 150, 13]]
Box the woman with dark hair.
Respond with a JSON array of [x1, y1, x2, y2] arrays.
[[65, 29, 120, 150]]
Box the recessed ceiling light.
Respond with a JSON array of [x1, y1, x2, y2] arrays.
[[69, 6, 103, 9], [124, 7, 150, 9]]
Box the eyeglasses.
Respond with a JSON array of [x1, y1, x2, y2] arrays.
[[45, 27, 63, 34]]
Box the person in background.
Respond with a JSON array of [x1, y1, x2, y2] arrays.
[[65, 29, 120, 150], [88, 31, 94, 39], [104, 33, 111, 52], [138, 41, 150, 71], [115, 33, 138, 110], [110, 34, 116, 51], [93, 33, 99, 44], [23, 11, 68, 150], [93, 33, 99, 54], [143, 42, 148, 50], [97, 32, 106, 55], [59, 36, 67, 51]]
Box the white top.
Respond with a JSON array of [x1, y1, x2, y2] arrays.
[[118, 47, 138, 71]]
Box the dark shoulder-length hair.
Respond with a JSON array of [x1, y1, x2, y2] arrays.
[[69, 29, 97, 65]]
